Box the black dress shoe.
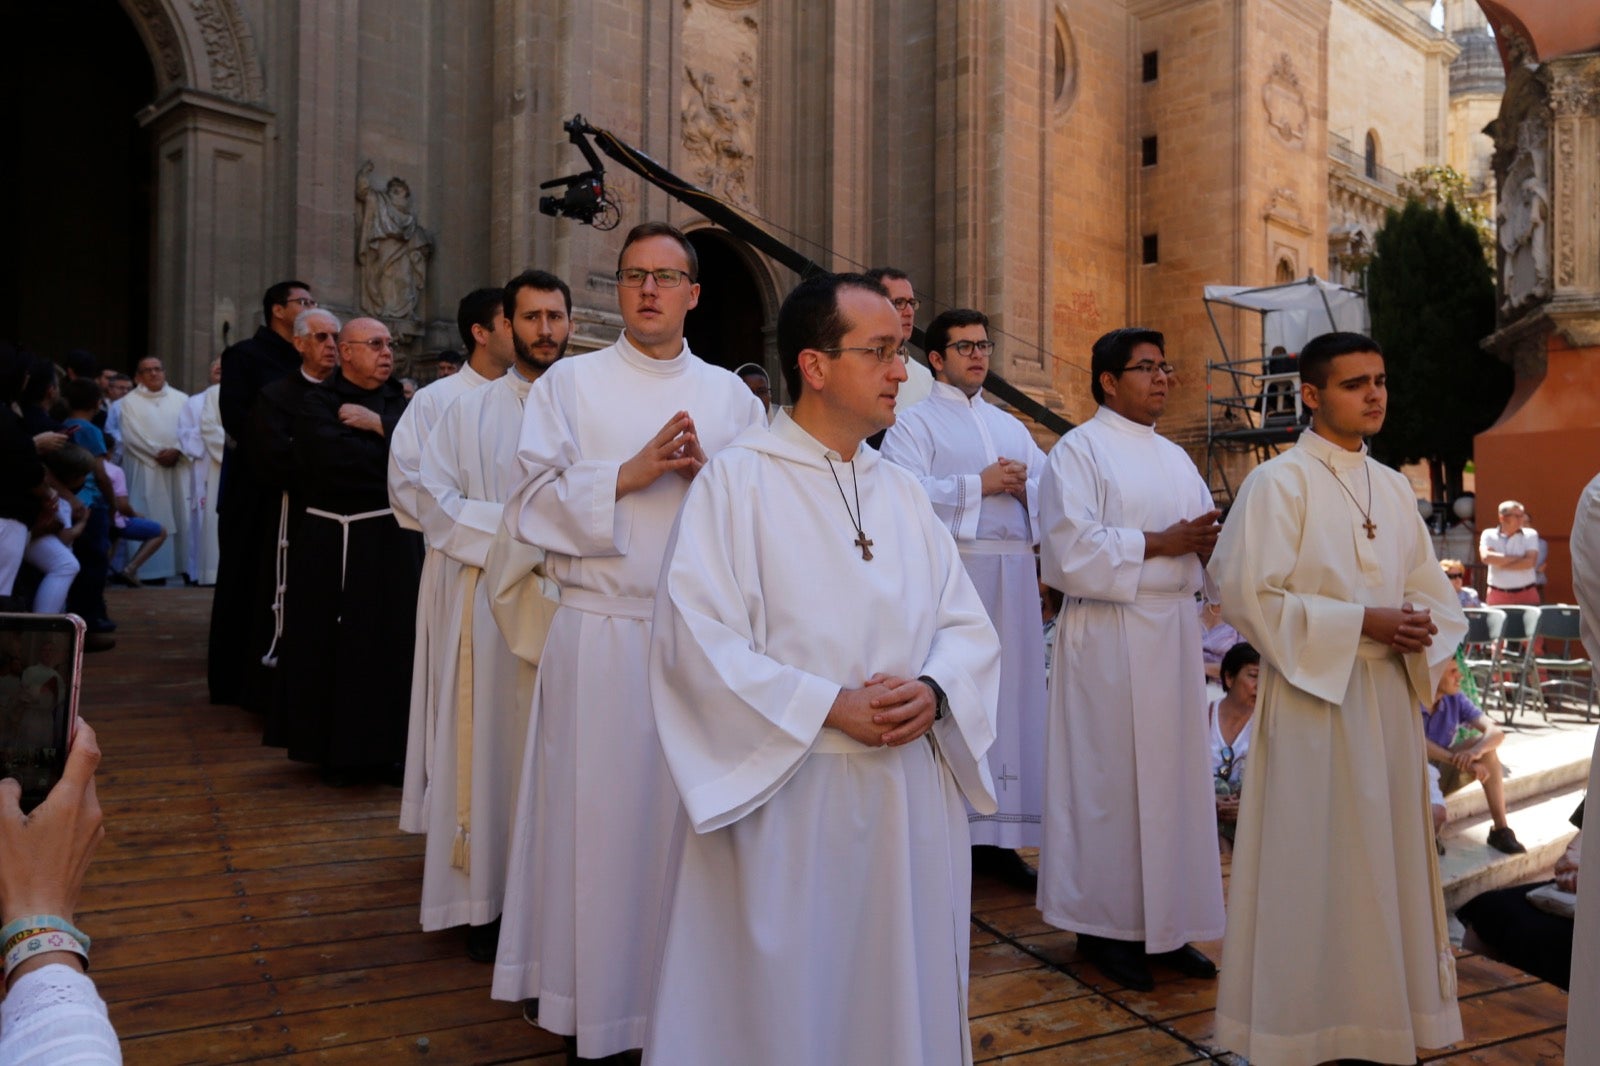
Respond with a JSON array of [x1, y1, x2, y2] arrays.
[[1077, 934, 1154, 991], [466, 917, 501, 963], [520, 999, 540, 1027], [1148, 943, 1217, 979], [1486, 826, 1527, 855], [972, 845, 1039, 890]]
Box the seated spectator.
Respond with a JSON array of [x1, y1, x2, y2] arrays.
[[1457, 801, 1583, 988], [0, 346, 46, 611], [1440, 558, 1480, 608], [1210, 642, 1260, 850], [103, 456, 166, 588], [22, 483, 82, 616], [1422, 660, 1525, 855], [1198, 598, 1242, 683], [59, 382, 115, 635], [39, 446, 112, 651]]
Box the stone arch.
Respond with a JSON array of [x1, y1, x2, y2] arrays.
[[118, 0, 266, 103], [681, 225, 783, 387]]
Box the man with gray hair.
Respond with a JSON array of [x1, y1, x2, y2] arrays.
[[1479, 500, 1541, 607]]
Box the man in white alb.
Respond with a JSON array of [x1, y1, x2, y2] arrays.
[[117, 356, 190, 581], [1478, 499, 1541, 607], [413, 270, 570, 964], [645, 271, 1000, 1066], [1569, 470, 1600, 1062], [881, 306, 1047, 883], [1209, 331, 1466, 1065], [492, 222, 765, 1060], [866, 266, 934, 411], [177, 358, 224, 585], [396, 288, 510, 836], [1035, 327, 1224, 992]]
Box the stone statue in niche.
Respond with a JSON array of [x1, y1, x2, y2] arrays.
[[1262, 53, 1308, 148], [1496, 115, 1551, 315], [356, 161, 434, 327], [682, 55, 756, 204]]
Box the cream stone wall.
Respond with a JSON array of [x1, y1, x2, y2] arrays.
[[1327, 0, 1450, 176]]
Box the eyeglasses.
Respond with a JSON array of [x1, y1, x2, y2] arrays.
[[1117, 360, 1175, 377], [343, 337, 394, 352], [943, 340, 995, 357], [285, 296, 318, 308], [310, 331, 336, 343], [1446, 571, 1465, 581], [890, 297, 920, 312], [820, 343, 910, 364], [616, 268, 691, 288]]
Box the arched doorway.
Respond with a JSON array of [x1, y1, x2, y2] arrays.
[[1, 2, 154, 371], [684, 228, 773, 381]]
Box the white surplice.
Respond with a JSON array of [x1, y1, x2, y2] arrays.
[[491, 334, 765, 1058], [644, 411, 999, 1066], [118, 383, 190, 581], [1035, 405, 1224, 952], [1568, 470, 1600, 1064], [176, 384, 224, 584], [393, 362, 491, 833], [1208, 429, 1467, 1066], [412, 370, 551, 930], [881, 381, 1048, 847]]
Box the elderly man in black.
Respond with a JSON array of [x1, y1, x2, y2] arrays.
[[278, 317, 421, 784]]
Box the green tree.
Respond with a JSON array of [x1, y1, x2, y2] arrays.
[[1366, 197, 1508, 504]]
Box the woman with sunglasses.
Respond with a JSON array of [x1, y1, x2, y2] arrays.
[[1210, 642, 1261, 850], [1440, 558, 1480, 608]]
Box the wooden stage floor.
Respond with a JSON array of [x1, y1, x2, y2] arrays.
[[76, 588, 1569, 1063]]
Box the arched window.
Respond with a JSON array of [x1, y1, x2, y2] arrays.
[[1276, 258, 1296, 284], [1364, 131, 1379, 180], [1053, 8, 1079, 112]]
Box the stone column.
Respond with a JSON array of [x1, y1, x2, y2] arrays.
[[1477, 47, 1600, 604]]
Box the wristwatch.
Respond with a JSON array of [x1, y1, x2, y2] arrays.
[[918, 675, 949, 721]]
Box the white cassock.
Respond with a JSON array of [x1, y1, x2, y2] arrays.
[[413, 370, 554, 930], [1208, 429, 1466, 1066], [393, 362, 492, 833], [104, 399, 124, 464], [491, 333, 764, 1057], [1035, 404, 1224, 952], [645, 411, 1000, 1066], [176, 384, 224, 584], [118, 383, 191, 581], [881, 380, 1048, 847], [1568, 470, 1600, 1064], [895, 355, 935, 410]]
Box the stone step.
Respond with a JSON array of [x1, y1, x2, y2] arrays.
[[1440, 783, 1584, 912], [1442, 727, 1593, 826]]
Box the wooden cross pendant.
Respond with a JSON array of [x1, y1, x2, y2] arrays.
[[1363, 517, 1377, 540], [854, 530, 875, 561]]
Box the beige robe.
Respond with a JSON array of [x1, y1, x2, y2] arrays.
[[177, 385, 224, 584], [118, 383, 190, 581], [1568, 470, 1600, 1064], [1209, 429, 1466, 1066]]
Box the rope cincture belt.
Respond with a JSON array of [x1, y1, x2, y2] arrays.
[[261, 491, 291, 668], [303, 507, 396, 619], [452, 567, 480, 870]]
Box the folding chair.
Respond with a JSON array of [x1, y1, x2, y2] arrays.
[[1491, 605, 1540, 724], [1528, 605, 1595, 721], [1460, 607, 1504, 709]]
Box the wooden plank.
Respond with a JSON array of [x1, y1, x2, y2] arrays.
[[970, 996, 1142, 1060]]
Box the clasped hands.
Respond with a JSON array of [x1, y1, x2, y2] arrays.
[[1362, 602, 1438, 654], [1145, 509, 1222, 562], [617, 411, 707, 498], [980, 458, 1028, 503], [825, 674, 938, 748], [338, 404, 384, 436]]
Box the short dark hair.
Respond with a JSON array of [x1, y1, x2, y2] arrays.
[[1298, 331, 1382, 388], [616, 222, 698, 282], [776, 273, 887, 400], [64, 349, 98, 379], [457, 288, 507, 351], [924, 308, 989, 367], [1220, 641, 1261, 692], [435, 350, 462, 369], [503, 269, 574, 319], [1090, 327, 1164, 404], [864, 266, 910, 286], [61, 377, 102, 413], [20, 355, 56, 408], [44, 442, 94, 485], [263, 280, 311, 323]]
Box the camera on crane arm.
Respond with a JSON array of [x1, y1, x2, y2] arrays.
[[537, 115, 621, 230]]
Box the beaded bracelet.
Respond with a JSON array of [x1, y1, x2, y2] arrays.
[[4, 929, 89, 978], [0, 915, 90, 955]]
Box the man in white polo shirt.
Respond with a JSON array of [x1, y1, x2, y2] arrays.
[[1479, 500, 1541, 607]]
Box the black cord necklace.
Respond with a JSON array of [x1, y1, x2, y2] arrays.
[[824, 455, 873, 561]]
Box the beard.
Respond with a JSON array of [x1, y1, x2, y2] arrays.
[[514, 333, 566, 373]]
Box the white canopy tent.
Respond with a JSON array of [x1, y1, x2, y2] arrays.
[[1202, 276, 1369, 361]]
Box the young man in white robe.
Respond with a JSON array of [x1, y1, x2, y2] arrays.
[[880, 307, 1047, 882], [395, 289, 509, 835], [411, 271, 570, 963], [117, 356, 190, 582], [1035, 327, 1225, 992], [645, 271, 1000, 1066], [1565, 469, 1600, 1062], [1208, 331, 1467, 1066], [177, 358, 224, 585], [491, 222, 765, 1060]]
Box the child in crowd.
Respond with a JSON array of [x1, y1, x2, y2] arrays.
[[1211, 642, 1260, 851], [1422, 660, 1525, 855]]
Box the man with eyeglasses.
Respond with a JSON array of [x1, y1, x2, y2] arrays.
[[210, 280, 316, 706], [117, 355, 191, 584], [493, 222, 764, 1061], [1035, 327, 1225, 993], [865, 266, 934, 413], [276, 317, 421, 786], [1479, 500, 1542, 607], [880, 307, 1048, 888]]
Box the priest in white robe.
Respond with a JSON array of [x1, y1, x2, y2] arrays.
[[177, 359, 224, 585], [492, 224, 765, 1059], [1209, 332, 1466, 1066], [394, 288, 508, 835], [1567, 469, 1600, 1063], [1035, 327, 1225, 993], [118, 356, 190, 581], [645, 272, 999, 1066], [880, 307, 1047, 864], [411, 272, 569, 962]]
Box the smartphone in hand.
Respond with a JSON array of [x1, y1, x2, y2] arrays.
[[0, 613, 84, 812]]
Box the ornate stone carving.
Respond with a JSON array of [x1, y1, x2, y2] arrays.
[[682, 57, 757, 204], [1495, 104, 1552, 314], [1262, 53, 1308, 149], [355, 161, 434, 332], [1548, 55, 1600, 117], [189, 0, 267, 101], [124, 0, 186, 86]]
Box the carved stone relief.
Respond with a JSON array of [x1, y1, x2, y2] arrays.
[[124, 0, 186, 86], [356, 161, 434, 332], [120, 0, 266, 102], [1495, 103, 1552, 315], [1547, 55, 1600, 290], [1263, 53, 1308, 149], [681, 0, 759, 206]]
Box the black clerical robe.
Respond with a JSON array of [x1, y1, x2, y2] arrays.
[[279, 371, 420, 770]]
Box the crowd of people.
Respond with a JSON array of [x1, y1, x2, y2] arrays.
[[4, 219, 1597, 1065]]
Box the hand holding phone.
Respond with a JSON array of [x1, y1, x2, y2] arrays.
[[0, 719, 103, 928], [0, 614, 85, 812]]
